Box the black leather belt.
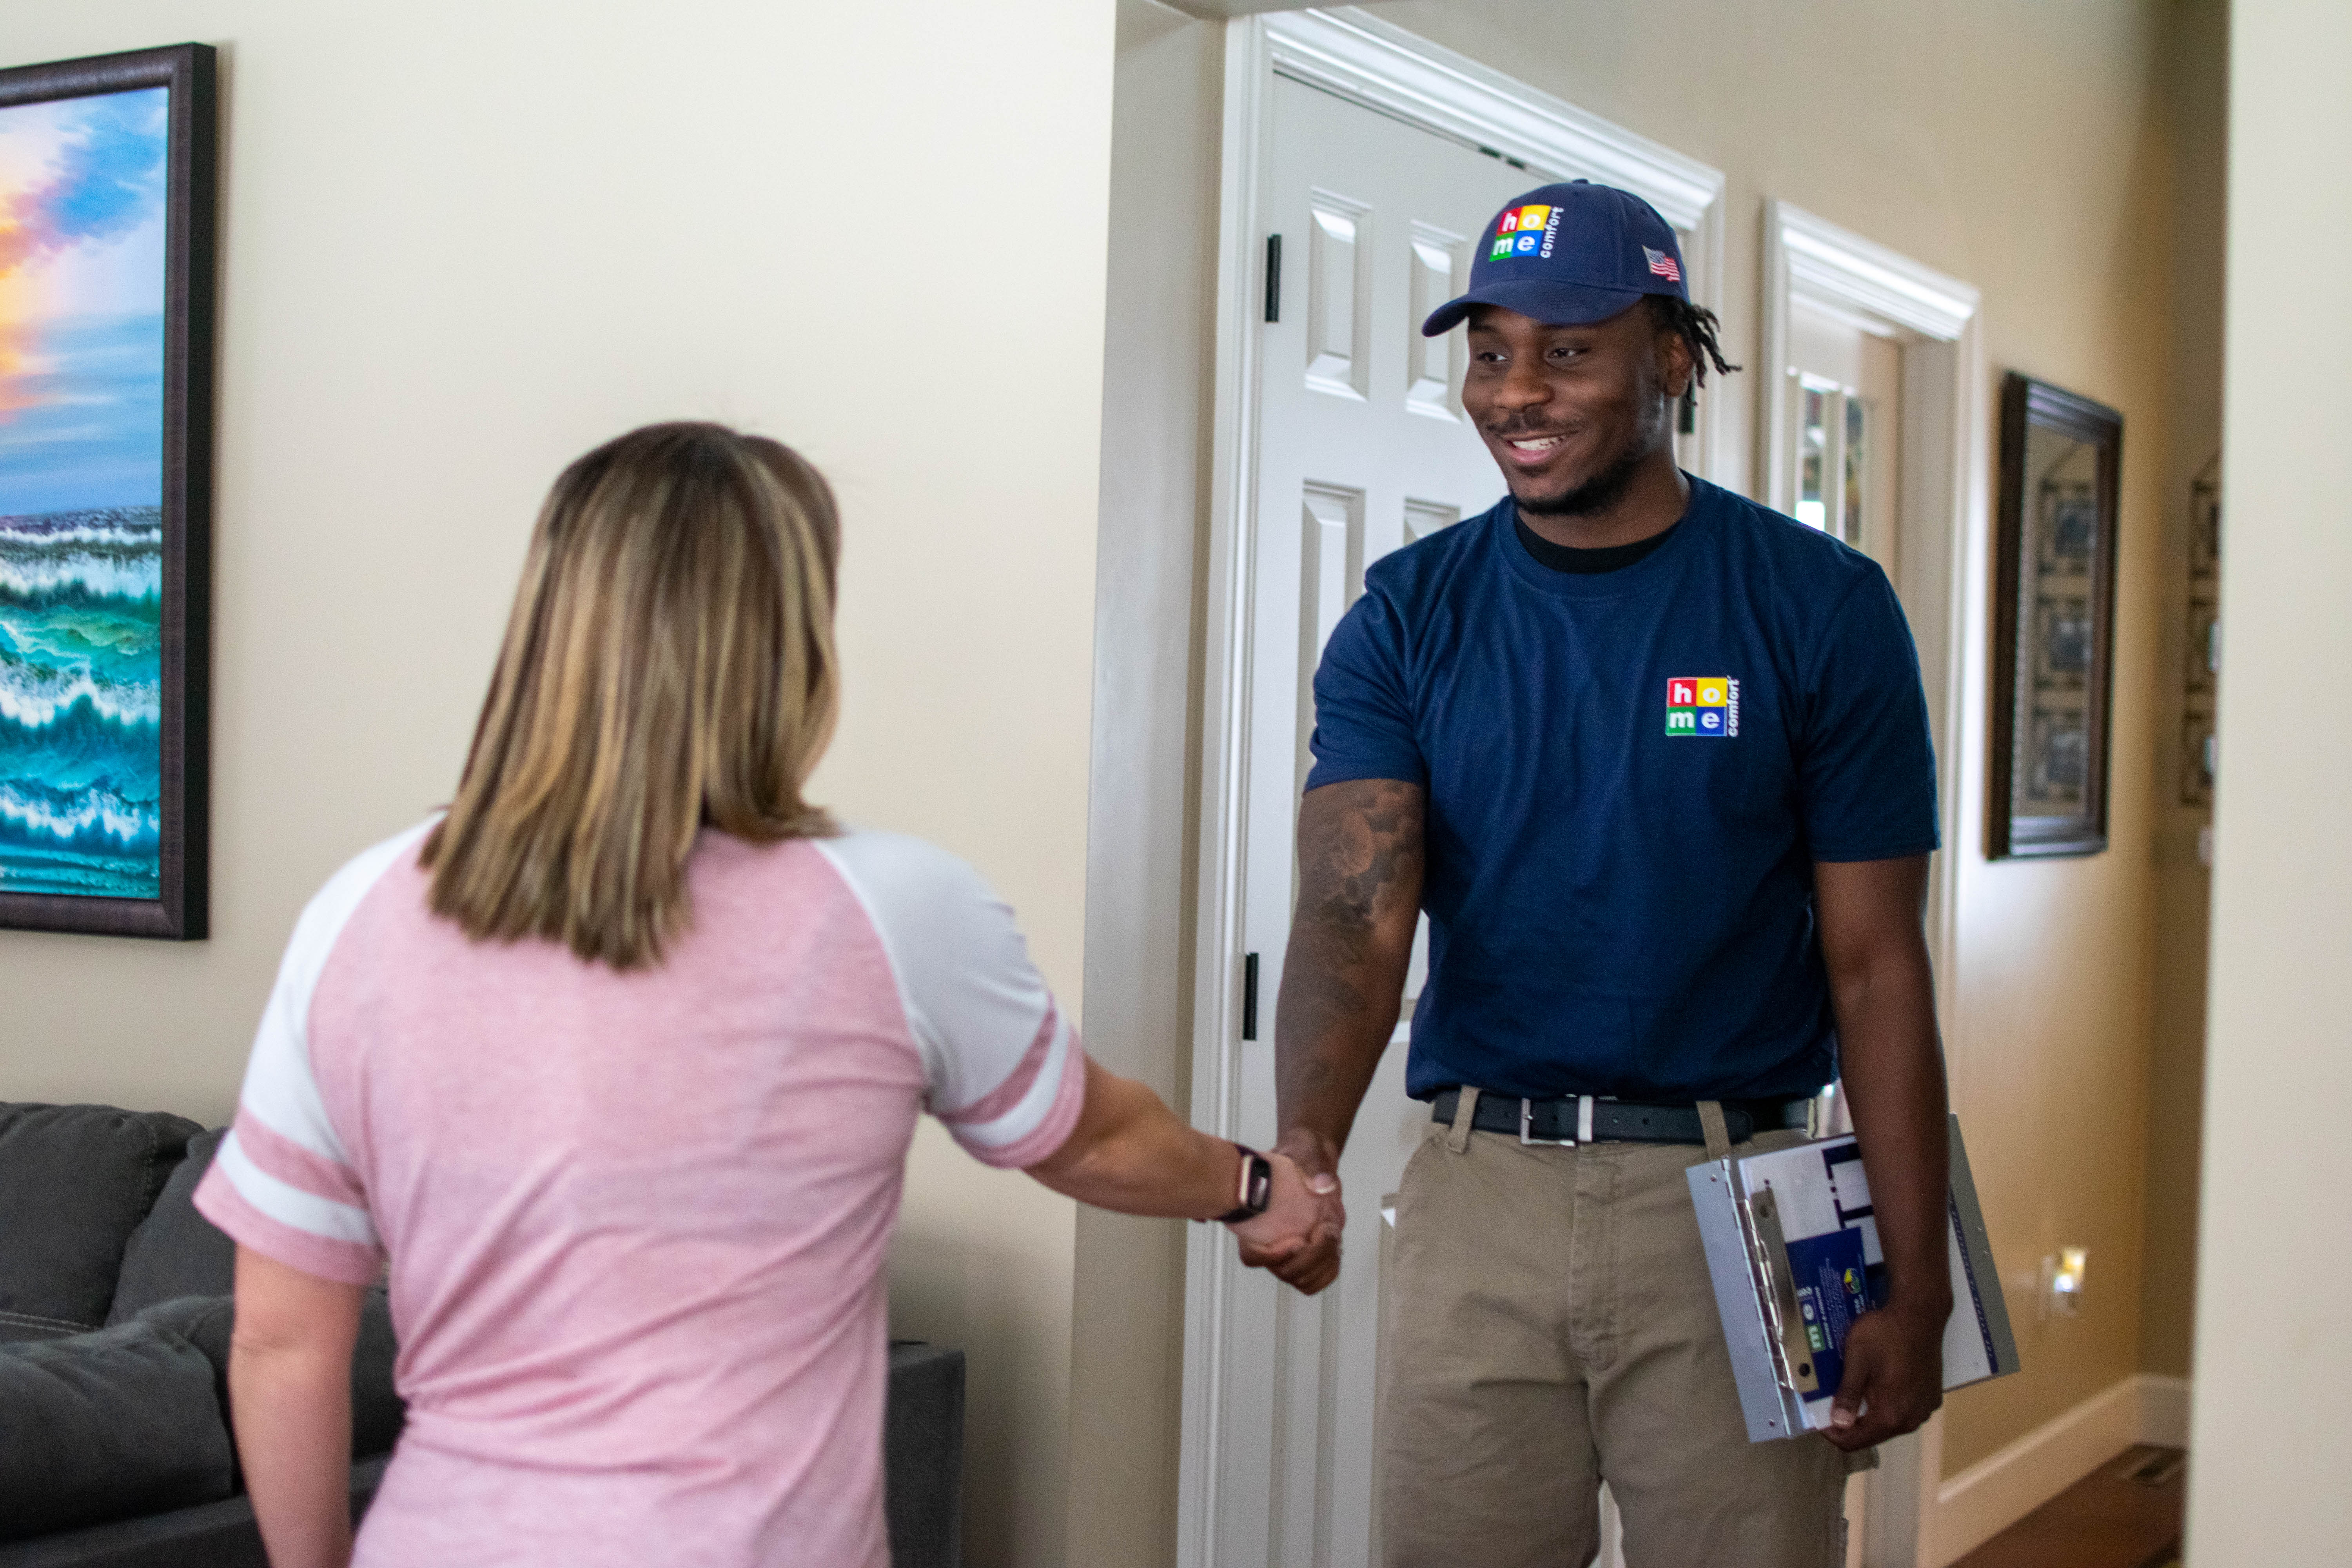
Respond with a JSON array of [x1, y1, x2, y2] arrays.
[[1428, 1087, 1816, 1147]]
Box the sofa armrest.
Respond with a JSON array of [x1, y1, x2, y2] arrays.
[[885, 1340, 964, 1568]]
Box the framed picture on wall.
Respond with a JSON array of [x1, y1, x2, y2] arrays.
[[0, 44, 216, 938], [1990, 372, 2123, 859]]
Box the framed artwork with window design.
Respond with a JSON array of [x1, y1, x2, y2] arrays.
[[1990, 373, 2123, 858]]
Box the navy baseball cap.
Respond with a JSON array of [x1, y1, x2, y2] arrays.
[[1421, 180, 1688, 336]]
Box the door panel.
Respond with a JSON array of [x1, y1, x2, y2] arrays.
[[1404, 221, 1467, 418], [1296, 483, 1365, 806], [1305, 189, 1372, 399]]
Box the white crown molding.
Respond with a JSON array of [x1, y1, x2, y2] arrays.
[[1775, 200, 1978, 342], [1261, 7, 1724, 232]]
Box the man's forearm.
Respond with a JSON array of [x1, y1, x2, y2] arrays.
[[1274, 920, 1408, 1161], [1274, 779, 1426, 1161], [1810, 855, 1951, 1445], [1831, 941, 1952, 1321]]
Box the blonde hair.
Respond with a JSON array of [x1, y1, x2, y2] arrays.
[[423, 422, 840, 969]]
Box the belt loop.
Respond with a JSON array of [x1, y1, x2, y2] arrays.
[[1697, 1099, 1733, 1162], [1446, 1087, 1482, 1154]]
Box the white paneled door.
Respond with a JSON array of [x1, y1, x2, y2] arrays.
[[1202, 74, 1675, 1568]]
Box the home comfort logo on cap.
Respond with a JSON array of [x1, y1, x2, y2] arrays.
[[1488, 202, 1560, 260], [1665, 676, 1739, 738], [1423, 180, 1689, 336]]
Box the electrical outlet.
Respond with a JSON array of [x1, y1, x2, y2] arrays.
[[2038, 1247, 2088, 1320]]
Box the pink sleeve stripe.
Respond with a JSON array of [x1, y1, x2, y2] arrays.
[[956, 1041, 1089, 1169], [192, 1161, 385, 1287], [937, 1002, 1061, 1126], [231, 1108, 369, 1210]]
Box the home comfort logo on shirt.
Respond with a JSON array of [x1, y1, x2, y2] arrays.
[[1490, 203, 1558, 260], [1666, 677, 1740, 738]]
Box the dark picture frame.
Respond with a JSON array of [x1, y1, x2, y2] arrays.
[[0, 44, 215, 938], [1990, 372, 2122, 859]]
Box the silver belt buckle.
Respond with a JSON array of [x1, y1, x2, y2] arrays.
[[1519, 1096, 1583, 1147]]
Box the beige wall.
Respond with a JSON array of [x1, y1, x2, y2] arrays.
[[0, 4, 1115, 1564], [1088, 0, 2201, 1482], [2188, 0, 2352, 1557], [2139, 0, 2227, 1385]]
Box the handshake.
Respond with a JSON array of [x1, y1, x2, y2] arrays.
[[1225, 1132, 1348, 1296]]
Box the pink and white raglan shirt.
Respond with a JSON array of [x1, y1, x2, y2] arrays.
[[193, 824, 1087, 1568]]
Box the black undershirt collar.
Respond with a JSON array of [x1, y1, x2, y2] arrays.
[[1513, 511, 1681, 574]]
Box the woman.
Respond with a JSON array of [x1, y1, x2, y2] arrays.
[[193, 423, 1328, 1567]]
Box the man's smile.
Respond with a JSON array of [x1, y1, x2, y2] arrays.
[[1490, 427, 1577, 468]]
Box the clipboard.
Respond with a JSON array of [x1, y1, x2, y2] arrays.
[[1687, 1113, 2021, 1443]]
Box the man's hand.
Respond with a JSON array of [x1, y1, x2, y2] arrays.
[[1824, 1302, 1946, 1450], [1234, 1130, 1346, 1294], [1814, 853, 1953, 1452], [1229, 1145, 1345, 1294]]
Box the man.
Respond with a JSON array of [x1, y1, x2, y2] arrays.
[[1240, 181, 1952, 1566]]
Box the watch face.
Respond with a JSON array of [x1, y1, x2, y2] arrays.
[[1247, 1153, 1274, 1214]]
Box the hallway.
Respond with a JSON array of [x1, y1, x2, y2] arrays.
[[1950, 1446, 2183, 1568]]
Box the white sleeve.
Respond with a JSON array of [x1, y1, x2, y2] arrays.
[[814, 829, 1088, 1169], [193, 819, 434, 1282]]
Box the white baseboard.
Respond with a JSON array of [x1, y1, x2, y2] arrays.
[[1930, 1373, 2184, 1564], [2136, 1373, 2192, 1449]]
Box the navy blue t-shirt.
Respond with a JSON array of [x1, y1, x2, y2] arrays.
[[1305, 476, 1938, 1103]]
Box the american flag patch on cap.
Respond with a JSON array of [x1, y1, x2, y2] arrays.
[[1644, 246, 1682, 282]]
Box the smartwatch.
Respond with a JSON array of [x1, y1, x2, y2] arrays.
[[1212, 1144, 1274, 1225]]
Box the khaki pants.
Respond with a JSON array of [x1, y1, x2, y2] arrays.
[[1379, 1100, 1856, 1568]]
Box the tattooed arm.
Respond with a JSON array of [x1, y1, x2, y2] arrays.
[[1236, 778, 1426, 1294]]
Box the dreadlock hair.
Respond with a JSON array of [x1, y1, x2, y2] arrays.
[[1644, 295, 1740, 388]]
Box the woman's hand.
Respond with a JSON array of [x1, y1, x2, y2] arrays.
[[1228, 1150, 1344, 1294]]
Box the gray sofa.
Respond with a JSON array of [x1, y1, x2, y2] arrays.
[[0, 1103, 964, 1566]]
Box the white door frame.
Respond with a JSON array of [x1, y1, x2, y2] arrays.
[[1178, 11, 1727, 1564], [1758, 200, 1985, 1568]]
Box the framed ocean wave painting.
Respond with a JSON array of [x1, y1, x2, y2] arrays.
[[0, 44, 214, 938]]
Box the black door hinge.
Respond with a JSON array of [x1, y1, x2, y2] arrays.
[[1242, 952, 1260, 1040], [1265, 235, 1282, 324]]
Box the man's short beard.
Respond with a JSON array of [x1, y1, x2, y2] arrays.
[[1514, 441, 1647, 518]]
